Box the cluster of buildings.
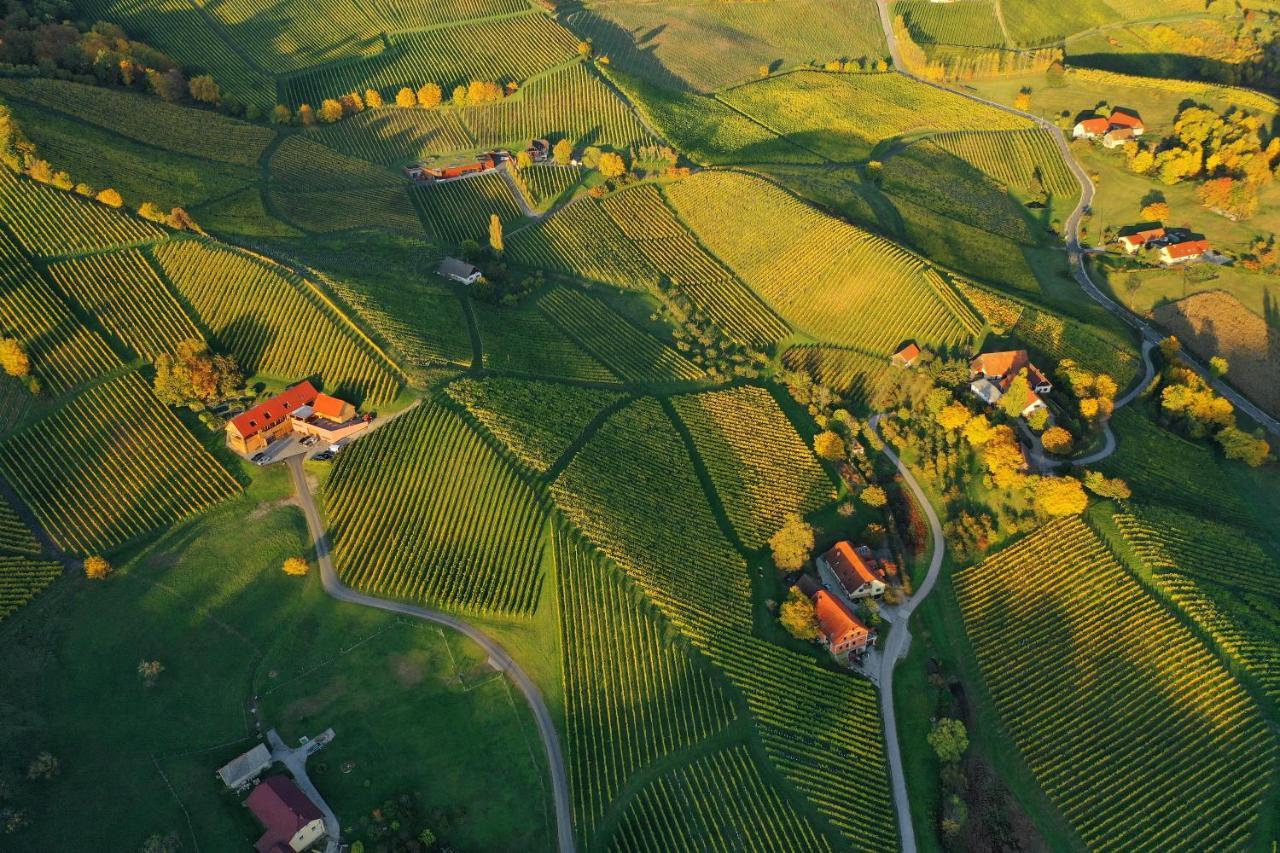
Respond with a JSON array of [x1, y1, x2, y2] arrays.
[[224, 380, 369, 457], [216, 746, 327, 853], [1118, 225, 1211, 265], [968, 349, 1051, 418], [404, 139, 549, 183], [1072, 108, 1145, 149], [795, 541, 895, 662]]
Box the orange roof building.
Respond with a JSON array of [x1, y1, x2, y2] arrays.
[[1108, 109, 1145, 132], [891, 342, 922, 368], [312, 393, 354, 423], [1118, 226, 1166, 253], [970, 350, 1052, 394], [819, 541, 887, 599], [812, 590, 872, 656], [1159, 239, 1210, 264], [226, 381, 319, 455], [1072, 116, 1110, 138]]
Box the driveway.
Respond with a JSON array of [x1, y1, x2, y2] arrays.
[[266, 728, 340, 853]]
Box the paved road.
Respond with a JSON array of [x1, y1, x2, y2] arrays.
[[873, 0, 1280, 437], [285, 456, 575, 853], [868, 414, 945, 853], [266, 728, 341, 853]]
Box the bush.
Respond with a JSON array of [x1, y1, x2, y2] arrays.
[[83, 555, 111, 580], [283, 556, 310, 576]]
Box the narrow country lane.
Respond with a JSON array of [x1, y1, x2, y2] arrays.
[[285, 456, 576, 853]]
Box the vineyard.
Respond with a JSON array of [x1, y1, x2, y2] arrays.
[[611, 744, 831, 853], [311, 107, 476, 165], [671, 386, 834, 549], [324, 402, 548, 614], [719, 71, 1031, 161], [0, 498, 38, 555], [151, 239, 403, 405], [196, 0, 383, 74], [0, 373, 240, 554], [930, 129, 1078, 200], [280, 12, 580, 107], [411, 170, 524, 245], [508, 198, 660, 290], [1110, 505, 1280, 705], [0, 167, 162, 256], [537, 288, 705, 384], [472, 300, 618, 382], [556, 531, 738, 843], [0, 556, 62, 621], [600, 186, 789, 346], [445, 377, 621, 474], [47, 249, 201, 361], [362, 0, 528, 33], [781, 345, 893, 406], [954, 516, 1275, 851], [895, 0, 1005, 48], [0, 230, 121, 396], [550, 399, 896, 848], [0, 78, 275, 167], [664, 170, 981, 353]]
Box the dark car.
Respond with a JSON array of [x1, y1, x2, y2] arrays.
[[251, 452, 267, 466], [313, 451, 335, 461]]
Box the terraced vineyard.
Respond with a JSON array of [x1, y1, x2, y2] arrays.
[[0, 498, 38, 555], [781, 345, 893, 405], [600, 186, 789, 346], [281, 12, 580, 106], [0, 373, 240, 554], [151, 239, 403, 404], [537, 288, 705, 384], [363, 0, 528, 32], [0, 556, 62, 621], [895, 0, 1005, 47], [324, 402, 548, 614], [672, 386, 833, 548], [47, 249, 201, 361], [557, 531, 738, 843], [665, 171, 981, 352], [1111, 505, 1280, 704], [310, 108, 476, 165], [0, 231, 121, 396], [508, 199, 660, 290], [930, 129, 1078, 199], [445, 377, 621, 474], [521, 164, 580, 207], [611, 744, 830, 853], [955, 517, 1275, 851], [0, 167, 162, 256], [0, 78, 274, 167], [195, 0, 383, 74], [472, 300, 618, 382], [412, 170, 524, 245]]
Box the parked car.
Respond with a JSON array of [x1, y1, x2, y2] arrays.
[[301, 435, 319, 447], [251, 452, 267, 466], [313, 451, 335, 461]]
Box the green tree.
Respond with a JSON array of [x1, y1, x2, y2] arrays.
[[271, 104, 291, 124], [927, 717, 969, 764], [1082, 470, 1132, 499], [1217, 426, 1271, 467], [488, 213, 504, 254], [999, 372, 1033, 419], [768, 513, 814, 572], [1209, 356, 1229, 378], [451, 85, 467, 107], [188, 74, 220, 104], [26, 752, 59, 781], [780, 587, 820, 641]]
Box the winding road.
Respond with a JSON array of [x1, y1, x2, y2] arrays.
[[285, 455, 576, 853]]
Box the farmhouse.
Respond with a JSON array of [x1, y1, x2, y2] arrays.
[[1073, 109, 1145, 142], [818, 541, 887, 599], [526, 138, 550, 162], [225, 381, 319, 455], [1160, 239, 1211, 264], [1072, 116, 1110, 139], [812, 589, 875, 658], [290, 393, 371, 445], [216, 743, 272, 791], [1102, 126, 1136, 149], [1118, 226, 1166, 253], [1108, 109, 1145, 135], [246, 776, 327, 853], [969, 350, 1052, 417], [891, 342, 922, 368], [439, 257, 482, 285]]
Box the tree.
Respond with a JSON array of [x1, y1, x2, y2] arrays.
[[0, 338, 30, 377], [962, 414, 994, 446], [582, 146, 602, 169], [319, 98, 344, 123], [1026, 406, 1049, 431], [153, 339, 242, 408], [813, 430, 846, 461], [598, 151, 626, 179], [188, 74, 220, 104], [779, 587, 820, 641], [271, 104, 291, 124], [74, 183, 95, 197], [96, 187, 123, 208], [283, 557, 309, 576], [553, 138, 573, 165], [417, 83, 442, 108], [927, 718, 969, 764], [138, 660, 164, 687], [1209, 356, 1229, 378], [999, 372, 1033, 419], [1041, 426, 1073, 455], [26, 752, 59, 781], [577, 39, 592, 57], [1014, 88, 1031, 111], [84, 556, 111, 580], [1034, 476, 1088, 516], [516, 149, 533, 169], [138, 201, 166, 223], [148, 68, 187, 103], [759, 64, 770, 78], [365, 88, 383, 109], [1158, 336, 1181, 361], [1217, 426, 1271, 467], [396, 87, 416, 108], [298, 103, 316, 126], [860, 485, 888, 508], [1141, 200, 1169, 220], [1082, 470, 1132, 499], [768, 513, 814, 572], [451, 85, 467, 107], [140, 832, 182, 853], [488, 213, 505, 254]]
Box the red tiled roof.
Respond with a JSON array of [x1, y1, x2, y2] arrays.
[[893, 343, 921, 364], [824, 541, 882, 590], [229, 381, 318, 440], [1108, 109, 1144, 129], [1120, 227, 1166, 246], [312, 393, 349, 421], [970, 350, 1029, 380], [1076, 116, 1109, 133], [813, 590, 867, 645], [246, 776, 323, 853], [1164, 239, 1210, 259]]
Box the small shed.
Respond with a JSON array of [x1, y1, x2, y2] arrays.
[[438, 257, 482, 285], [216, 743, 272, 790]]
